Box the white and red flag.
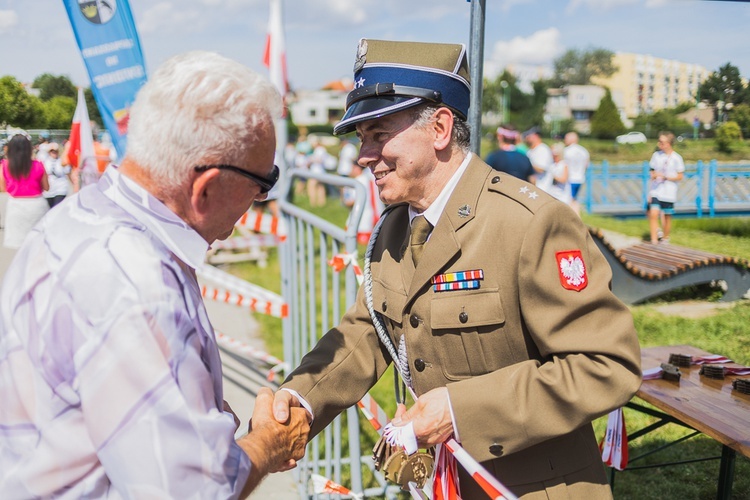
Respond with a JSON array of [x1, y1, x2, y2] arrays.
[[66, 87, 95, 171], [263, 0, 288, 114]]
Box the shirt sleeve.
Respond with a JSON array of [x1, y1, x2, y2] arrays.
[[76, 298, 250, 499]]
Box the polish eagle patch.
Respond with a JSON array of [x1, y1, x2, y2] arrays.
[[556, 250, 587, 291]]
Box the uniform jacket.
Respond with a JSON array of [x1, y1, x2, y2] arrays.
[[283, 155, 642, 498]]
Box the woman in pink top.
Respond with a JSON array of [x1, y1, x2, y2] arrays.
[[1, 133, 49, 249]]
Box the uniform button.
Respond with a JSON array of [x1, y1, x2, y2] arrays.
[[382, 301, 387, 312], [459, 312, 468, 323], [491, 176, 501, 184], [414, 358, 426, 372], [489, 444, 504, 456], [410, 314, 420, 328]]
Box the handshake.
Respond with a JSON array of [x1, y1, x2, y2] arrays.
[[233, 388, 311, 495]]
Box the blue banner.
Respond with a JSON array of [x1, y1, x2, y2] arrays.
[[63, 0, 147, 156]]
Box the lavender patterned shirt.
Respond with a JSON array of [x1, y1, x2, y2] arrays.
[[0, 167, 251, 498]]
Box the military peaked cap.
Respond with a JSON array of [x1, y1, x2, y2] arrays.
[[333, 39, 471, 135]]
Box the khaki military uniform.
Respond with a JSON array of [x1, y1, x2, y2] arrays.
[[283, 156, 642, 499]]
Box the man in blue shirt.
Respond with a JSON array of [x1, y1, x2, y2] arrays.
[[484, 125, 535, 182]]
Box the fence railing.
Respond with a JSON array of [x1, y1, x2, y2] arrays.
[[279, 169, 398, 499], [583, 161, 750, 217]]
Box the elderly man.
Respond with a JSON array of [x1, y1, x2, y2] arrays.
[[0, 52, 308, 498], [274, 39, 641, 498]]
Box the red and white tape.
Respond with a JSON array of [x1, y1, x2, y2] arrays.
[[198, 265, 288, 318], [328, 253, 363, 286], [311, 474, 362, 499], [214, 331, 288, 381], [356, 393, 390, 435], [235, 211, 287, 241], [211, 234, 280, 250]]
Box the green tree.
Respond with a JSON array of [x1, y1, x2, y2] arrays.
[[632, 109, 692, 138], [0, 76, 44, 128], [551, 48, 617, 87], [591, 88, 625, 140], [715, 121, 742, 153], [42, 96, 77, 129], [698, 63, 748, 123], [32, 73, 77, 101], [729, 103, 750, 137]]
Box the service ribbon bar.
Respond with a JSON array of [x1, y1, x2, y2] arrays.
[[431, 269, 484, 284], [433, 280, 481, 292]]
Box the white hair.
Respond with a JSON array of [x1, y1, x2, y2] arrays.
[[125, 51, 282, 188]]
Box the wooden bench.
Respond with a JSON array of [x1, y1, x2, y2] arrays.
[[589, 227, 750, 304]]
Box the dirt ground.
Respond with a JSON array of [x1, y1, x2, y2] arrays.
[[649, 299, 740, 319]]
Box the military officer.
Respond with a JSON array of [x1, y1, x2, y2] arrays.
[[274, 39, 641, 499]]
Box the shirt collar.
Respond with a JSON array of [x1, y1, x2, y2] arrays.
[[99, 167, 209, 269], [409, 152, 472, 227]]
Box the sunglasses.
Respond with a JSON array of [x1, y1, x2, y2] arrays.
[[194, 164, 279, 194]]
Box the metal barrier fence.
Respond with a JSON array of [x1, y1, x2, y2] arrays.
[[278, 169, 396, 499], [583, 161, 750, 217]]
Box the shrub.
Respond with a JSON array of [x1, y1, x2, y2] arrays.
[[714, 121, 742, 153]]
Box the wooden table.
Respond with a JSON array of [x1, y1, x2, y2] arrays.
[[615, 345, 750, 499]]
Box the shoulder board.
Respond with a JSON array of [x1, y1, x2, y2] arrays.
[[485, 170, 553, 213]]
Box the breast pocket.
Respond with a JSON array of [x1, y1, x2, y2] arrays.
[[372, 279, 406, 327], [430, 288, 506, 380]]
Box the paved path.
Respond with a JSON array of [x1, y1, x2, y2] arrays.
[[0, 193, 298, 499]]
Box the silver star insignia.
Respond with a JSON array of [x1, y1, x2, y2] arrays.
[[529, 191, 539, 199], [519, 186, 529, 194], [355, 77, 365, 88]]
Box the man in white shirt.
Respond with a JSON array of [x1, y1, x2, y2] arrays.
[[524, 127, 554, 193], [0, 51, 308, 499], [563, 131, 590, 213], [648, 131, 685, 244]]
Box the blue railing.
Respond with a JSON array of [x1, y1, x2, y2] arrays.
[[583, 161, 750, 217]]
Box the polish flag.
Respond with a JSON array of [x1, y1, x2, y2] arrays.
[[262, 0, 288, 114], [66, 87, 95, 172]]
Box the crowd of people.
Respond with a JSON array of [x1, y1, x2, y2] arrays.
[[0, 128, 117, 249], [484, 125, 590, 215]]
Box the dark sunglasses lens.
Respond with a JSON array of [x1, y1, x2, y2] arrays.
[[261, 165, 280, 194]]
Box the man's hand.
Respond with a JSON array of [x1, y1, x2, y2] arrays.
[[390, 387, 454, 447], [238, 388, 310, 497]]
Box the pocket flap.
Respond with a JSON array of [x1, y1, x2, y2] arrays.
[[372, 280, 406, 324], [431, 289, 505, 329]]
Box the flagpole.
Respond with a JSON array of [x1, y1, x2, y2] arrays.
[[264, 0, 289, 173]]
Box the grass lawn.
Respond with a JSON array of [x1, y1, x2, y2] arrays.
[[227, 194, 750, 499]]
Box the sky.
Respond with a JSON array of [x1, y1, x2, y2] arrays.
[[1, 0, 750, 92]]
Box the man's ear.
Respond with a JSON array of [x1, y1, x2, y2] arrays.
[[191, 168, 222, 217], [432, 107, 455, 151]]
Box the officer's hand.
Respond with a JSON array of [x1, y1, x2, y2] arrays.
[[390, 387, 453, 447], [273, 388, 303, 423]]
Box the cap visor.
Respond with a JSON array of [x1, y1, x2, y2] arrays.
[[334, 96, 423, 135]]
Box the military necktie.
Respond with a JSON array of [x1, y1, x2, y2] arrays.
[[409, 215, 433, 266]]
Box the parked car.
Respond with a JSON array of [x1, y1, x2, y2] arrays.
[[615, 132, 648, 144]]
